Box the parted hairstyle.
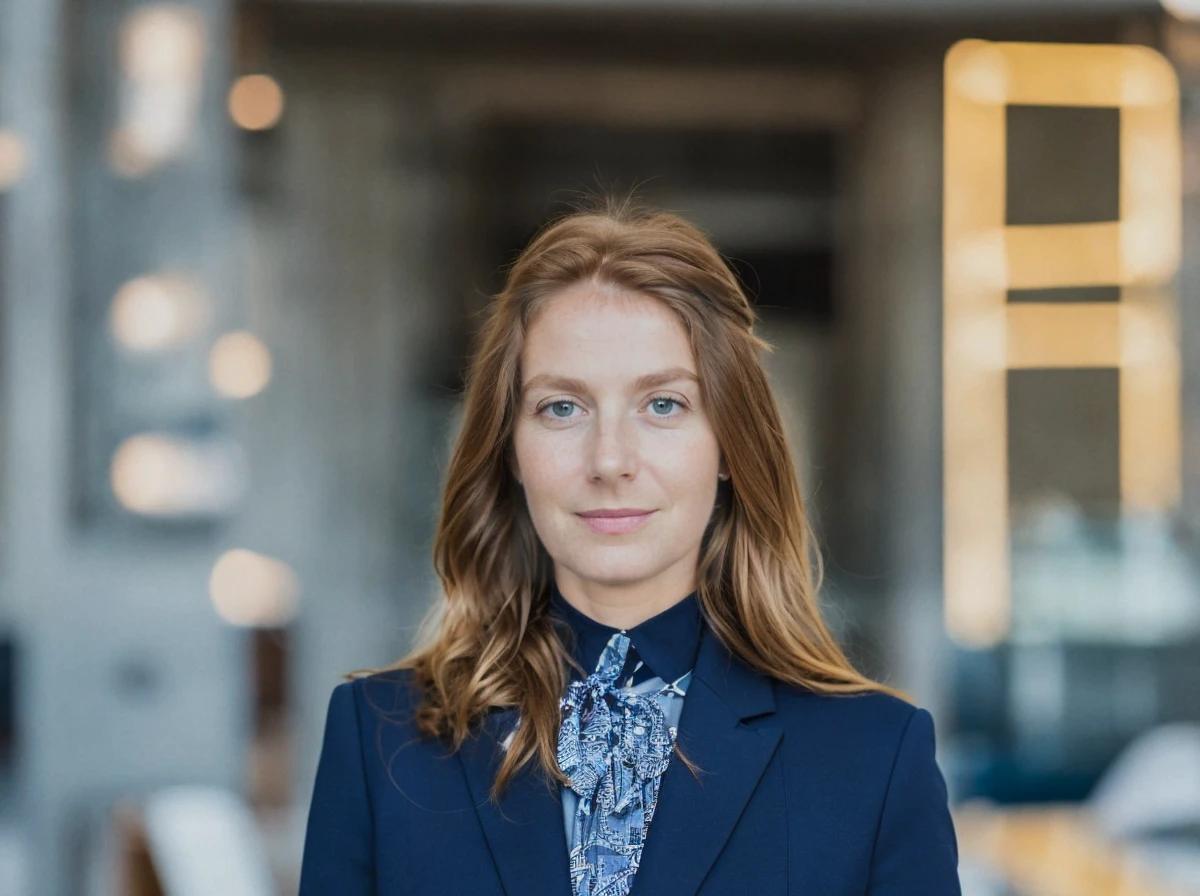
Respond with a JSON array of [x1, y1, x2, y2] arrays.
[[352, 191, 911, 804]]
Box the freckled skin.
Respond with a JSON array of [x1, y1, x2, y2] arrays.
[[512, 281, 725, 629]]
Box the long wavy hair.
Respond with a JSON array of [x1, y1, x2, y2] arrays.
[[353, 192, 911, 804]]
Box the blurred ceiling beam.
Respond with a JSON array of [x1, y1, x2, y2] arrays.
[[273, 0, 1157, 13], [434, 63, 860, 130], [247, 0, 1144, 63]]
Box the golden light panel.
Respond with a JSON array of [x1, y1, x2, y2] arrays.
[[209, 330, 272, 399], [111, 3, 206, 175], [943, 40, 1181, 648], [0, 130, 28, 191], [228, 74, 285, 131], [209, 548, 300, 628], [109, 273, 210, 352]]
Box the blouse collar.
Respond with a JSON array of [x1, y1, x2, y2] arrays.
[[548, 577, 703, 684]]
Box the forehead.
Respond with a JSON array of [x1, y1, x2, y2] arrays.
[[521, 284, 696, 385]]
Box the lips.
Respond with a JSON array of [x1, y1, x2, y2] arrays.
[[577, 508, 654, 518], [575, 508, 657, 535]]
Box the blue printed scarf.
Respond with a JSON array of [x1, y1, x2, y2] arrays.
[[556, 631, 692, 896]]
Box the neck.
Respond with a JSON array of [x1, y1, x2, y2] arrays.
[[551, 570, 697, 630]]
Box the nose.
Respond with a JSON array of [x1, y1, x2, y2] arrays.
[[587, 411, 639, 483]]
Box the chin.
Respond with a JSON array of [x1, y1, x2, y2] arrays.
[[569, 553, 662, 585]]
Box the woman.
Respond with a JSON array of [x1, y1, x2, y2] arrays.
[[299, 195, 961, 895]]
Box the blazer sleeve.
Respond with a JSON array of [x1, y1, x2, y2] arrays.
[[867, 706, 962, 895], [299, 681, 375, 896]]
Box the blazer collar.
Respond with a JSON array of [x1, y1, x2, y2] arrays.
[[456, 616, 782, 896]]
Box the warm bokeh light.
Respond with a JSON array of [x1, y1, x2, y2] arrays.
[[208, 330, 272, 399], [0, 129, 28, 191], [209, 548, 300, 627], [110, 432, 246, 516], [118, 4, 205, 82], [107, 126, 158, 179], [112, 3, 206, 173], [228, 74, 285, 131], [109, 273, 209, 353]]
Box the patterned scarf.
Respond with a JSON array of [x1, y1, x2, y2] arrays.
[[556, 630, 692, 896]]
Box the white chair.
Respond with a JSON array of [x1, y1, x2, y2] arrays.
[[1085, 723, 1200, 838], [140, 785, 276, 896]]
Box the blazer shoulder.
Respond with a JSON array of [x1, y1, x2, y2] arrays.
[[770, 684, 960, 892], [770, 685, 945, 782], [348, 667, 425, 732], [773, 683, 924, 740]]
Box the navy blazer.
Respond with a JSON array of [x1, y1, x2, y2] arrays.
[[299, 622, 962, 895]]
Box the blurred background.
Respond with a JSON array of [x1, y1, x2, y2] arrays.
[[2, 0, 1200, 893]]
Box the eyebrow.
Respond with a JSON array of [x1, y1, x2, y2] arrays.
[[521, 366, 700, 396]]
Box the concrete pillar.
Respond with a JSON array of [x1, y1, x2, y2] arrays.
[[235, 51, 465, 874], [832, 51, 950, 716]]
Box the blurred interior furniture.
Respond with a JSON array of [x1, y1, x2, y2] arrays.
[[953, 724, 1200, 895], [112, 786, 277, 896], [1085, 723, 1200, 893]]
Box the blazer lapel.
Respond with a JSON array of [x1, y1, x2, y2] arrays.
[[627, 623, 783, 896], [457, 621, 781, 896], [458, 707, 573, 896]]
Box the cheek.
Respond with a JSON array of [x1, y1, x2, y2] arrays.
[[670, 426, 722, 480], [513, 431, 579, 552], [513, 426, 574, 492], [655, 439, 720, 510], [667, 459, 720, 512]]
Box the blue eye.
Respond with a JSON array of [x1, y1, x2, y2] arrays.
[[534, 394, 688, 421], [647, 395, 683, 416]]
